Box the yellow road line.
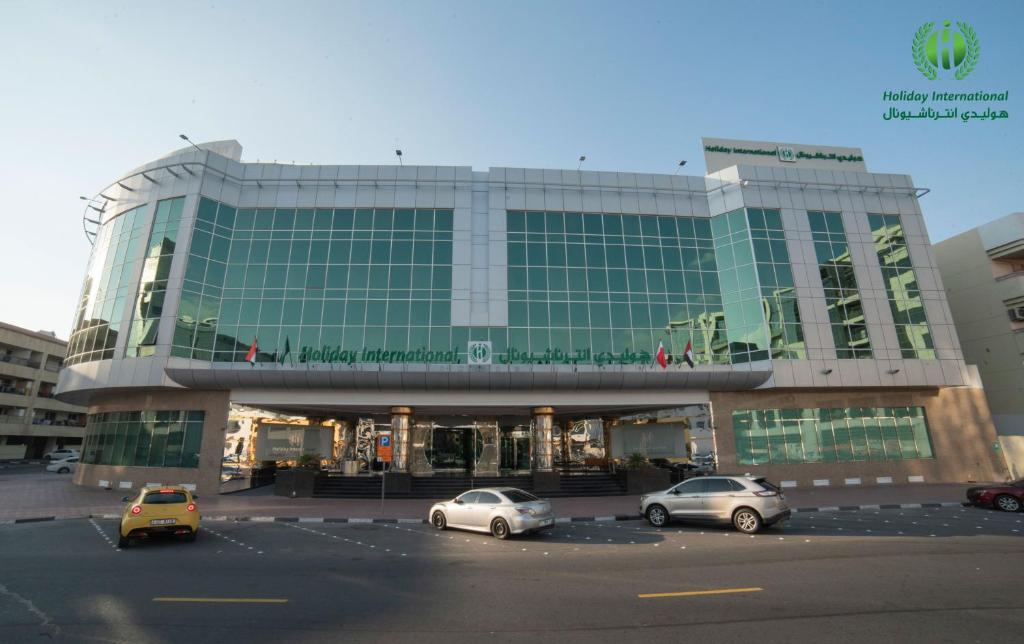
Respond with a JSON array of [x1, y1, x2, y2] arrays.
[[638, 587, 763, 599], [152, 597, 288, 604]]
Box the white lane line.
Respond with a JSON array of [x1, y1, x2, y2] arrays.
[[88, 518, 121, 552], [203, 526, 263, 555]]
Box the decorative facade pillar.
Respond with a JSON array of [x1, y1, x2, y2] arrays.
[[532, 407, 554, 472], [390, 407, 413, 472], [336, 419, 354, 462]]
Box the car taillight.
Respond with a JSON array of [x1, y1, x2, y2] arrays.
[[186, 503, 196, 512], [754, 490, 778, 497], [515, 507, 535, 515], [131, 505, 142, 515]]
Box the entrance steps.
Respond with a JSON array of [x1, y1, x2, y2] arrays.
[[312, 472, 627, 499]]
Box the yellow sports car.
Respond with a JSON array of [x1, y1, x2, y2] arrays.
[[118, 485, 200, 548]]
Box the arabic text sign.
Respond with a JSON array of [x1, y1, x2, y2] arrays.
[[702, 137, 867, 173]]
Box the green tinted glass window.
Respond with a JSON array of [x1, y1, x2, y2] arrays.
[[732, 407, 932, 465]]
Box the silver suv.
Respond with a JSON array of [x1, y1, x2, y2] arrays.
[[640, 475, 790, 534]]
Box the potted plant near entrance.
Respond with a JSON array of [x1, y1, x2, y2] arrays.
[[618, 452, 671, 494], [274, 452, 322, 497]]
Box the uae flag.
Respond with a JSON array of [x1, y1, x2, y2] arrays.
[[245, 337, 258, 365], [655, 341, 668, 369], [682, 340, 695, 369]]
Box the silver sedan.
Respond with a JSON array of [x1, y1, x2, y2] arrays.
[[429, 487, 555, 539]]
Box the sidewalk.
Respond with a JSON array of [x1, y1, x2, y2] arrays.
[[0, 468, 981, 522]]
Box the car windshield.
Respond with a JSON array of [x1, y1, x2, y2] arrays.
[[143, 492, 188, 504], [502, 489, 540, 503]]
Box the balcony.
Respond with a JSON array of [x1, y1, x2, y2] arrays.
[[0, 355, 41, 369], [996, 272, 1024, 303]]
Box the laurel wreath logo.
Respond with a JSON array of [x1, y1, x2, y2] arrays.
[[955, 21, 980, 80], [912, 22, 937, 80]]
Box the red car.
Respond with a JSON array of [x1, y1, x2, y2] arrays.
[[966, 480, 1024, 512]]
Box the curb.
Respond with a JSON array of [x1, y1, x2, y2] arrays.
[[0, 503, 974, 526]]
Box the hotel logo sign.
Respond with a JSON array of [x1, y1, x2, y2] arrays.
[[467, 341, 492, 365], [913, 21, 979, 81], [776, 146, 796, 163]]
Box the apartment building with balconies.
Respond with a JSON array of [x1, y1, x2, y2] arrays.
[[0, 321, 87, 459]]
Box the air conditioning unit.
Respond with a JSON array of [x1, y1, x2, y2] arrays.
[[1009, 307, 1024, 322]]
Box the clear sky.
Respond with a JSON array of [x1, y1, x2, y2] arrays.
[[0, 0, 1021, 338]]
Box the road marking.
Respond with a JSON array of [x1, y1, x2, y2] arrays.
[[153, 597, 287, 604], [638, 587, 763, 599], [88, 518, 120, 552]]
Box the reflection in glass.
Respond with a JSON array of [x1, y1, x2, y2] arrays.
[[868, 214, 936, 359], [808, 211, 872, 358], [733, 406, 932, 465], [80, 410, 205, 468]]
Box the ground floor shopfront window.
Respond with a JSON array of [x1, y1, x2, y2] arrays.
[[732, 406, 933, 465]]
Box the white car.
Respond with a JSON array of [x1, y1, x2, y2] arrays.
[[428, 487, 555, 539], [46, 457, 79, 474], [44, 448, 80, 461]]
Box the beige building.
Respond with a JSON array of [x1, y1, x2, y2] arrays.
[[935, 213, 1024, 479], [0, 322, 86, 459]]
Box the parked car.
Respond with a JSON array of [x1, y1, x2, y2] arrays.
[[966, 480, 1024, 512], [43, 448, 79, 461], [429, 487, 554, 539], [118, 486, 200, 548], [45, 457, 79, 474], [641, 475, 790, 534]]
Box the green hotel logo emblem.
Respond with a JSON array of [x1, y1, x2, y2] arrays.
[[913, 20, 979, 80], [467, 341, 492, 366]]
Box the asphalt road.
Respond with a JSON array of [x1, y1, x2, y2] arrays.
[[0, 506, 1021, 643]]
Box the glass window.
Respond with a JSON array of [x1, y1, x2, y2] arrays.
[[673, 478, 708, 494], [733, 407, 932, 465], [80, 410, 204, 468], [475, 492, 501, 504], [868, 214, 935, 359], [704, 479, 734, 493]]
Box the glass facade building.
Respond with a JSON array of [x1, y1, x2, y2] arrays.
[[56, 138, 1009, 495]]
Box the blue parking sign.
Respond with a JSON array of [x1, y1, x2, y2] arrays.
[[380, 436, 391, 447]]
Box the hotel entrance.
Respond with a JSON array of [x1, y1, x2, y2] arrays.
[[428, 425, 476, 473], [418, 420, 500, 475], [500, 426, 532, 473]]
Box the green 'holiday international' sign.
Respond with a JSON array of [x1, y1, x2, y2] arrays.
[[295, 344, 658, 367]]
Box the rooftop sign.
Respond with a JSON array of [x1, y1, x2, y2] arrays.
[[702, 137, 867, 174]]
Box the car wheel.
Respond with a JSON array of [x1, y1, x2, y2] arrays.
[[646, 504, 669, 528], [117, 530, 130, 548], [491, 517, 510, 540], [995, 494, 1022, 513], [431, 510, 447, 530], [58, 467, 69, 474], [733, 507, 763, 534], [184, 530, 198, 542]]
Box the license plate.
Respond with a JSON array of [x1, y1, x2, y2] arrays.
[[539, 518, 553, 526], [150, 518, 175, 526]]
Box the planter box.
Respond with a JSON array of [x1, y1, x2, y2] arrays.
[[533, 471, 561, 493], [620, 467, 670, 494], [274, 468, 319, 497]]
